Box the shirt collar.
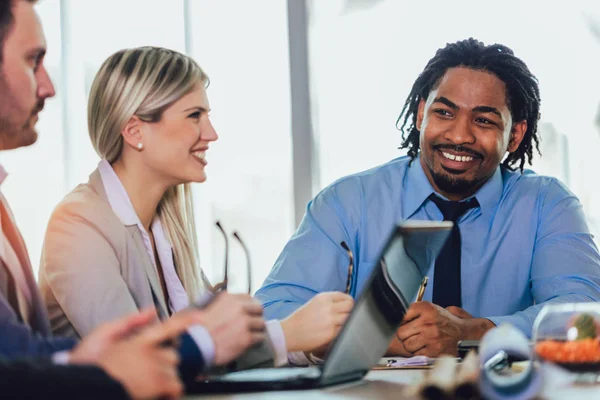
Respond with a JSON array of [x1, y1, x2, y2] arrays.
[[472, 166, 503, 220], [0, 164, 7, 186], [97, 159, 140, 227], [402, 155, 503, 220], [97, 159, 174, 246], [402, 156, 437, 219]]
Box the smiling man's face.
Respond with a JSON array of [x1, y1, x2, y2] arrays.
[[417, 67, 527, 200]]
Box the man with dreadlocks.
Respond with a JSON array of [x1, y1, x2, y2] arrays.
[[256, 38, 600, 358]]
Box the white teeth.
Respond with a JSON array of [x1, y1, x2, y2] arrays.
[[192, 151, 205, 160], [442, 152, 473, 162], [443, 152, 456, 161]]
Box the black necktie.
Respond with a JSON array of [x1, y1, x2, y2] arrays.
[[429, 194, 479, 308]]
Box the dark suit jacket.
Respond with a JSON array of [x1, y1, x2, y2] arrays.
[[0, 294, 76, 357], [0, 268, 204, 377], [0, 357, 129, 399]]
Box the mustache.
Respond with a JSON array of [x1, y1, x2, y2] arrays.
[[432, 144, 483, 159], [32, 100, 45, 115]]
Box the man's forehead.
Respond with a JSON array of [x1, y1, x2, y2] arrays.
[[432, 67, 508, 110], [9, 1, 46, 50]]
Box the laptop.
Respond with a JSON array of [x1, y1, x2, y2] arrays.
[[187, 220, 452, 393]]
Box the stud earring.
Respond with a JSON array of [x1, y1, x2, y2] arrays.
[[136, 142, 143, 150]]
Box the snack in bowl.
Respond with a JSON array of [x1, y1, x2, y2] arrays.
[[535, 313, 600, 369]]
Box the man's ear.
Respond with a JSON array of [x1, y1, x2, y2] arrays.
[[507, 120, 527, 153], [121, 116, 143, 150], [416, 98, 426, 131]]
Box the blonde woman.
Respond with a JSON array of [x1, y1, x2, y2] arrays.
[[38, 47, 353, 370]]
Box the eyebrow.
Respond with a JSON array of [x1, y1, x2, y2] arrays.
[[26, 48, 46, 60], [472, 105, 502, 117], [433, 96, 458, 110], [183, 106, 209, 113], [433, 97, 501, 117]]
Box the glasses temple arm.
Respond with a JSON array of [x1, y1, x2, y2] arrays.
[[215, 221, 229, 290], [233, 231, 252, 295]]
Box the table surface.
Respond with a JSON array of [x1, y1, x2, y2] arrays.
[[184, 369, 600, 399]]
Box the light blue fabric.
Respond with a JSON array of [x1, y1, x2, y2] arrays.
[[256, 156, 600, 337]]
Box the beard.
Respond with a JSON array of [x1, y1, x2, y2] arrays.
[[428, 165, 477, 195], [0, 72, 42, 149], [423, 143, 487, 195], [0, 108, 40, 150]]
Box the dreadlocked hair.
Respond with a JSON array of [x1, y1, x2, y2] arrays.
[[396, 38, 541, 171]]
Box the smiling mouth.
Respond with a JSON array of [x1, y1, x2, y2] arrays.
[[435, 148, 482, 174], [191, 150, 207, 165], [440, 151, 474, 163]]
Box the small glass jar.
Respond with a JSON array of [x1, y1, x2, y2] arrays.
[[532, 303, 600, 373]]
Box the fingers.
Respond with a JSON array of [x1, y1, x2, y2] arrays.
[[250, 332, 266, 345], [247, 317, 267, 332], [333, 311, 351, 326], [139, 312, 200, 345], [396, 317, 425, 341], [99, 307, 158, 340], [386, 336, 413, 357], [149, 348, 182, 397], [166, 383, 184, 400], [243, 300, 264, 316], [402, 332, 427, 354], [327, 292, 354, 303], [446, 306, 472, 319], [402, 301, 433, 323], [154, 348, 180, 366], [226, 294, 264, 316], [121, 308, 159, 334], [159, 374, 184, 400], [332, 298, 354, 314]]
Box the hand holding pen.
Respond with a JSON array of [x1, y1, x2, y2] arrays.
[[416, 276, 428, 302]]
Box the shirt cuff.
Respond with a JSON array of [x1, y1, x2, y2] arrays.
[[187, 325, 215, 367], [486, 315, 531, 338], [288, 351, 311, 366], [265, 319, 289, 367], [52, 350, 70, 365]]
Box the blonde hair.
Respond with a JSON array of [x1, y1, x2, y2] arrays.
[[88, 46, 209, 301]]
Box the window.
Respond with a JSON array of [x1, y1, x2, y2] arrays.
[[186, 0, 294, 292]]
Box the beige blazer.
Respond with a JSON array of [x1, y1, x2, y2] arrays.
[[38, 169, 274, 369]]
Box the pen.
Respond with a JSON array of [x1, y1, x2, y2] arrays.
[[340, 241, 354, 294], [416, 276, 428, 302]]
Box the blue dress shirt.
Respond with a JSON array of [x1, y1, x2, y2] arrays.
[[256, 156, 600, 337]]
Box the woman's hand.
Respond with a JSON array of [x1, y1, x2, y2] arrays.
[[280, 292, 354, 353]]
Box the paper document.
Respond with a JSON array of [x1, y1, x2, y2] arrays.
[[375, 356, 436, 369]]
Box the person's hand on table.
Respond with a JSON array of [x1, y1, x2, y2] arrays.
[[388, 302, 495, 357], [281, 292, 354, 357], [193, 293, 267, 366], [71, 308, 202, 400]]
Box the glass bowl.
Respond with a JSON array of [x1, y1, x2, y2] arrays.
[[532, 303, 600, 373]]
